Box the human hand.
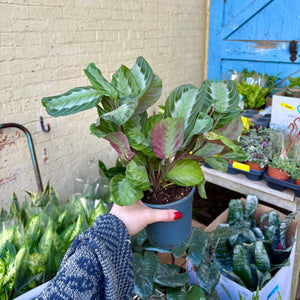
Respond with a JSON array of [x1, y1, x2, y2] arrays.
[[110, 200, 182, 236]]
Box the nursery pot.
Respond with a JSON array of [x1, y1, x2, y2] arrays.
[[144, 186, 195, 250], [245, 161, 265, 171], [267, 166, 290, 181]]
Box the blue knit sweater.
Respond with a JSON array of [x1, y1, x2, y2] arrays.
[[37, 214, 134, 300]]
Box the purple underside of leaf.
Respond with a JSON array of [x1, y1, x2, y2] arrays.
[[151, 118, 184, 159], [104, 132, 134, 161]]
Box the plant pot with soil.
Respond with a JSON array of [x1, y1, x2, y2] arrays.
[[268, 117, 300, 180], [238, 125, 272, 171], [41, 57, 246, 249]]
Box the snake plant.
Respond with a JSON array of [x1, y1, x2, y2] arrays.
[[210, 194, 297, 292]]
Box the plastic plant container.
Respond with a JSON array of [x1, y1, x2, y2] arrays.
[[263, 173, 300, 197]]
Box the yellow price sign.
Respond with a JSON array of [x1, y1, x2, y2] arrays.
[[281, 102, 294, 111], [232, 161, 250, 172]]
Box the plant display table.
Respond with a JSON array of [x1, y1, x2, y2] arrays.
[[202, 166, 300, 212]]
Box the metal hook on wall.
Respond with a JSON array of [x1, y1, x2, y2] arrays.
[[40, 116, 50, 132], [0, 123, 44, 194]]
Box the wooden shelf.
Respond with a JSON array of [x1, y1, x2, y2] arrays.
[[202, 166, 300, 211]]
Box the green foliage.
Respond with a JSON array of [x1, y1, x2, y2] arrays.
[[238, 126, 272, 168], [232, 68, 280, 109], [0, 180, 110, 299], [288, 76, 300, 89], [211, 195, 297, 292], [132, 227, 220, 299], [42, 57, 246, 206]]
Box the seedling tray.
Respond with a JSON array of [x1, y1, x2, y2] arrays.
[[263, 173, 300, 197], [227, 162, 266, 181]]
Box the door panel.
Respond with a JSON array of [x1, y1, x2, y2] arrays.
[[207, 0, 300, 81]]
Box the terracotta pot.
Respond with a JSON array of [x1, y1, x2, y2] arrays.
[[267, 166, 290, 181], [245, 161, 265, 171], [295, 179, 300, 185]]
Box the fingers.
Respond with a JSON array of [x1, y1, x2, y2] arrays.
[[149, 209, 182, 224]]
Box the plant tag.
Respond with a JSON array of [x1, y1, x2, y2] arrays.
[[280, 102, 294, 111], [232, 162, 250, 172]]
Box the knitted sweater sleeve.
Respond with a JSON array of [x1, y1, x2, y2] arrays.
[[37, 214, 134, 300]]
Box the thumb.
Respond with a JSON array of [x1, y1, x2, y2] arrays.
[[149, 209, 182, 224]]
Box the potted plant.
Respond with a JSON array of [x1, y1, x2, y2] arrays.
[[131, 227, 221, 299], [0, 180, 109, 299], [41, 57, 246, 249], [202, 195, 298, 300], [291, 167, 300, 185], [238, 126, 271, 170], [231, 69, 280, 109], [268, 118, 300, 180]]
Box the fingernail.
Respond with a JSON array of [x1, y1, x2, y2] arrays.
[[174, 212, 183, 220]]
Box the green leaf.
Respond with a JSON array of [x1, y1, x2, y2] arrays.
[[279, 211, 297, 249], [42, 86, 102, 117], [187, 227, 208, 268], [255, 241, 271, 273], [85, 63, 119, 99], [101, 96, 138, 126], [60, 223, 76, 249], [205, 80, 239, 114], [125, 127, 154, 156], [196, 261, 220, 295], [88, 201, 106, 227], [197, 173, 207, 199], [2, 246, 26, 287], [110, 174, 143, 206], [166, 159, 204, 186], [268, 211, 281, 228], [205, 132, 244, 154], [244, 194, 258, 220], [111, 64, 139, 97], [24, 214, 40, 247], [227, 199, 244, 225], [217, 115, 243, 141], [233, 244, 252, 288], [165, 84, 208, 140], [187, 284, 207, 299], [204, 157, 228, 172], [104, 131, 135, 161], [133, 251, 158, 299], [125, 157, 150, 191], [151, 118, 184, 159], [154, 264, 189, 288], [135, 74, 162, 114], [38, 217, 54, 257]]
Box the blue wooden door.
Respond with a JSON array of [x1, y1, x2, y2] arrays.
[[207, 0, 300, 81]]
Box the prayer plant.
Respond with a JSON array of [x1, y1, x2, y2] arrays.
[[42, 57, 246, 206]]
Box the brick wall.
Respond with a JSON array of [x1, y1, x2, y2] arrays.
[[0, 0, 209, 206]]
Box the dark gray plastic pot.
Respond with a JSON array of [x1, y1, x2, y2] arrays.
[[144, 186, 195, 250]]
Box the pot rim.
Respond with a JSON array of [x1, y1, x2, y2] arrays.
[[144, 186, 195, 209]]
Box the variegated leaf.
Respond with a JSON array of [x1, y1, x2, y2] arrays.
[[85, 63, 119, 99], [42, 87, 102, 117], [101, 97, 138, 126], [151, 118, 184, 159], [104, 132, 135, 161], [111, 64, 139, 97], [165, 84, 206, 139], [110, 174, 143, 206]]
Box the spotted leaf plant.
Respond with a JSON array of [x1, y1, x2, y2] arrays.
[[42, 57, 247, 206]]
